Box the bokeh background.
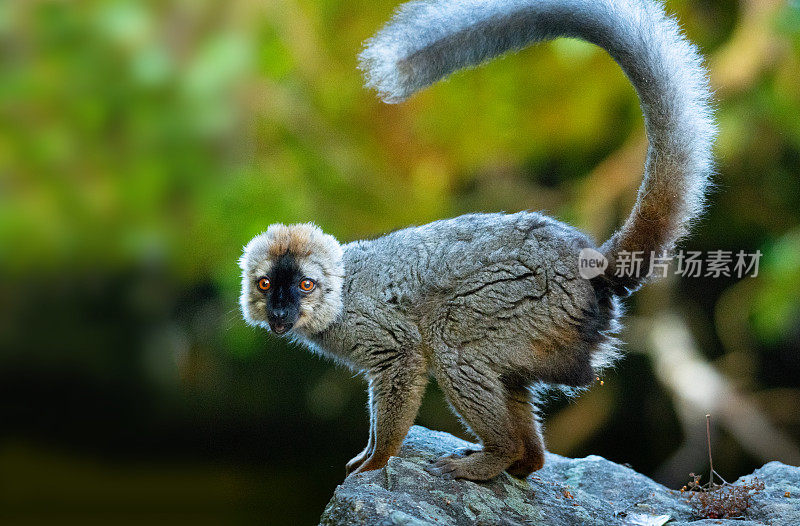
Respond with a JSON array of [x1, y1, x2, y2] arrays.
[[1, 0, 799, 523]]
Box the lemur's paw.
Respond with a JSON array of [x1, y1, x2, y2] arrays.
[[345, 456, 366, 476], [350, 454, 389, 475], [425, 451, 508, 481], [345, 447, 374, 476]]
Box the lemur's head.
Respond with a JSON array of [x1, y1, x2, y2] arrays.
[[239, 223, 344, 336]]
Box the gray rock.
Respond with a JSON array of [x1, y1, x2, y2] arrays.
[[319, 426, 800, 526]]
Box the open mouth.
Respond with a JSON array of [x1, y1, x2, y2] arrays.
[[270, 323, 293, 335]]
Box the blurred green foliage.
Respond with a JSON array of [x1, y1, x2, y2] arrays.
[[1, 0, 799, 524]]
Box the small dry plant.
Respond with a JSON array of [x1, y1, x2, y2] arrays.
[[680, 415, 764, 520]]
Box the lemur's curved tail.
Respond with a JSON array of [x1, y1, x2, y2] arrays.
[[359, 0, 716, 296]]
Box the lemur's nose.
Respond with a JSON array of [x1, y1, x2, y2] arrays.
[[272, 308, 288, 321]]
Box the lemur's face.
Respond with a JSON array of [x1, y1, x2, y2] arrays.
[[239, 223, 344, 336]]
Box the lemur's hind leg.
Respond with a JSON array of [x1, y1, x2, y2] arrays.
[[350, 354, 428, 475], [427, 355, 521, 481], [428, 388, 544, 478], [505, 388, 545, 478]]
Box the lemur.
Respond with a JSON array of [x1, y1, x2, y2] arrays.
[[239, 0, 715, 481]]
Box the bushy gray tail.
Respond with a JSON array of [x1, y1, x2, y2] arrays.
[[359, 0, 716, 296]]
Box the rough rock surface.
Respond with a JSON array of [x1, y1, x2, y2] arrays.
[[319, 426, 800, 526]]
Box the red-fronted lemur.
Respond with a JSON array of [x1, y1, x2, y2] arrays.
[[239, 0, 715, 481]]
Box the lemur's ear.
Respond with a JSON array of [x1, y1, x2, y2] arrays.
[[237, 252, 250, 271]]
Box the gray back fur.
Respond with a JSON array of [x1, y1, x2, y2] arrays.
[[297, 212, 621, 381]]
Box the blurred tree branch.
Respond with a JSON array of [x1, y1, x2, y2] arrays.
[[628, 311, 800, 485]]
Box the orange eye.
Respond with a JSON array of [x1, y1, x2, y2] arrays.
[[299, 279, 315, 292], [257, 277, 271, 291]]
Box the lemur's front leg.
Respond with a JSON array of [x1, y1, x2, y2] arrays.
[[345, 379, 376, 475], [349, 354, 427, 475]]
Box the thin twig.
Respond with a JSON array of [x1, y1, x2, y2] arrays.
[[706, 414, 714, 487], [704, 414, 729, 488]]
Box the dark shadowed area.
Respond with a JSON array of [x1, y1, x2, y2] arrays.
[[1, 1, 799, 524]]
